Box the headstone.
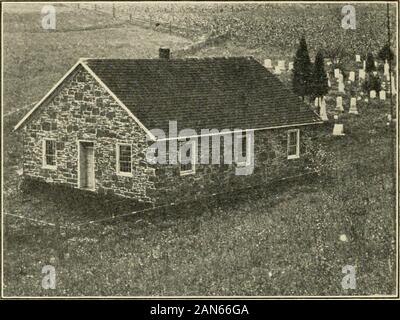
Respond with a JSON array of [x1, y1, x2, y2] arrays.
[[349, 71, 355, 82], [383, 63, 390, 81], [338, 73, 344, 83], [364, 98, 369, 102], [334, 68, 340, 78], [363, 60, 366, 70], [384, 62, 390, 79], [274, 66, 281, 74], [357, 96, 362, 101], [338, 82, 345, 93], [356, 54, 361, 62], [379, 90, 386, 100], [359, 69, 366, 81], [349, 97, 358, 114], [373, 71, 378, 76], [333, 124, 345, 136], [374, 61, 378, 68], [336, 96, 344, 111], [370, 90, 376, 98], [328, 79, 331, 87], [334, 115, 339, 120], [320, 98, 328, 121], [288, 62, 294, 70], [314, 97, 319, 107], [391, 75, 396, 95], [278, 60, 285, 71], [264, 59, 272, 69]]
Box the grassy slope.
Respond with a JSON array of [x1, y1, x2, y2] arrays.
[[3, 4, 192, 114], [3, 4, 397, 296]]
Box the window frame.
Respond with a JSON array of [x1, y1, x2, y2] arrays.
[[42, 138, 57, 169], [287, 129, 300, 159], [179, 139, 196, 176], [116, 143, 133, 177], [236, 132, 252, 167]]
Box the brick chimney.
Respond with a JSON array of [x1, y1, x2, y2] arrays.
[[159, 47, 170, 59]]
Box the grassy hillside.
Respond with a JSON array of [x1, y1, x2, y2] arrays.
[[3, 3, 192, 114]]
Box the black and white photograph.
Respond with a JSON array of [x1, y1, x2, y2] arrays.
[[1, 1, 398, 301]]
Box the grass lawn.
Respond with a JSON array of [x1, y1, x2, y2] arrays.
[[3, 102, 396, 296]]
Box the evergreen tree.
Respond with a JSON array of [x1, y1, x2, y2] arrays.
[[378, 44, 394, 63], [311, 50, 329, 104], [365, 52, 376, 73], [292, 36, 313, 100], [363, 74, 381, 93]]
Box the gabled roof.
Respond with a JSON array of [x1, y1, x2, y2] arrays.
[[85, 57, 322, 133], [14, 56, 322, 138]]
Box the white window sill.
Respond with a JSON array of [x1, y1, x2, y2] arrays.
[[42, 165, 57, 170], [117, 171, 133, 177], [180, 170, 195, 176]]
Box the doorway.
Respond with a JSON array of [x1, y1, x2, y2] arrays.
[[78, 141, 95, 190]]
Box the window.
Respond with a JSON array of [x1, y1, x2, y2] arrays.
[[179, 139, 196, 175], [287, 129, 300, 159], [116, 144, 132, 176], [43, 139, 56, 169]]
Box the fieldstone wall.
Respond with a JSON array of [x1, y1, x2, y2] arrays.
[[148, 126, 323, 204], [22, 65, 156, 202]]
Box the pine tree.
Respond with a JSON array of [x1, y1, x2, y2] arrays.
[[292, 36, 313, 101], [365, 52, 376, 73], [378, 44, 394, 63], [311, 51, 329, 105]]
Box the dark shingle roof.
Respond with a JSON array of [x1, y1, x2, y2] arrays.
[[85, 57, 321, 133]]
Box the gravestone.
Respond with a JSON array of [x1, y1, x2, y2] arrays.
[[363, 60, 366, 70], [359, 69, 366, 81], [333, 124, 345, 136], [320, 98, 328, 121], [384, 62, 390, 80], [338, 82, 345, 93], [349, 71, 355, 82], [334, 68, 340, 78], [349, 97, 358, 114], [338, 73, 344, 83], [288, 62, 294, 70], [379, 90, 386, 100], [314, 97, 319, 107], [328, 79, 331, 87], [373, 71, 378, 76], [274, 66, 281, 74], [356, 54, 361, 62], [336, 96, 344, 111], [392, 76, 396, 95], [370, 90, 376, 98], [264, 59, 272, 69], [278, 60, 285, 71]]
